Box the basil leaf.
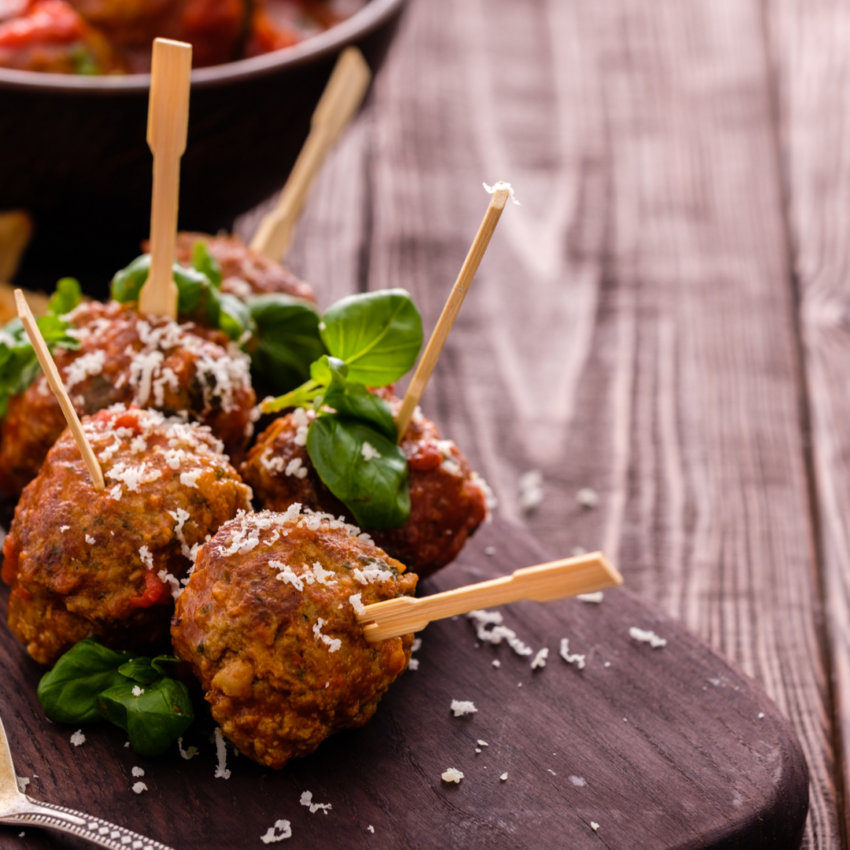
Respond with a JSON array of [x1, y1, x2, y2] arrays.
[[307, 415, 410, 529], [322, 358, 396, 441], [248, 294, 325, 395], [191, 240, 222, 288], [96, 677, 194, 757], [320, 289, 422, 386], [110, 254, 150, 303], [37, 638, 133, 724], [210, 290, 254, 341], [48, 278, 82, 316], [117, 658, 160, 685]]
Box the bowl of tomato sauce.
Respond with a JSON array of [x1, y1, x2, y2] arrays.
[[0, 0, 408, 286]]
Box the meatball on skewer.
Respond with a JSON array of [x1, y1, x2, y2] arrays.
[[0, 300, 255, 496], [2, 404, 253, 666], [242, 401, 494, 579], [171, 506, 417, 769]]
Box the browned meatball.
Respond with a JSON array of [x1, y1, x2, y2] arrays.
[[170, 232, 316, 303], [2, 405, 253, 665], [241, 404, 495, 579], [171, 507, 417, 768], [0, 301, 255, 496]]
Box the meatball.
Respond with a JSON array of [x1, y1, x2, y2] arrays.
[[241, 404, 494, 579], [2, 405, 253, 665], [0, 300, 255, 496], [0, 0, 121, 73], [170, 232, 316, 303], [171, 506, 416, 768]]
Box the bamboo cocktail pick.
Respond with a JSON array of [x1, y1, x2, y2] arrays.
[[394, 182, 514, 440], [14, 290, 105, 491], [250, 46, 372, 261], [357, 551, 621, 642], [139, 38, 192, 320]]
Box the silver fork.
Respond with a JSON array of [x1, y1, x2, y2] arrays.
[[0, 715, 175, 850]]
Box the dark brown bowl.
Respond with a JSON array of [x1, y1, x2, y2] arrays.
[[0, 0, 407, 297]]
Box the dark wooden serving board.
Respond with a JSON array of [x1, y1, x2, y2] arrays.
[[0, 519, 808, 850]]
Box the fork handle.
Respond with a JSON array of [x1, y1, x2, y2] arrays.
[[0, 796, 174, 850]]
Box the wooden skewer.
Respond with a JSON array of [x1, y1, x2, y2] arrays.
[[139, 38, 192, 320], [357, 551, 621, 642], [394, 182, 513, 440], [15, 290, 105, 491], [250, 46, 372, 261]]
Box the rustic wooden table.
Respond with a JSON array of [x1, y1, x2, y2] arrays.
[[233, 1, 850, 846]]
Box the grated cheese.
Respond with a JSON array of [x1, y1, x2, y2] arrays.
[[16, 776, 29, 792], [518, 470, 543, 512], [70, 730, 86, 746], [467, 609, 533, 656], [85, 534, 95, 545], [313, 619, 341, 653], [132, 782, 147, 794], [450, 700, 477, 717], [131, 767, 145, 777], [132, 686, 143, 697], [483, 180, 520, 205], [629, 627, 667, 648], [590, 822, 599, 831], [559, 638, 586, 670], [577, 592, 604, 603], [178, 737, 198, 760], [348, 593, 365, 614], [180, 469, 203, 489], [260, 820, 292, 843], [299, 791, 332, 815], [531, 648, 549, 670], [500, 773, 508, 781], [569, 775, 586, 787], [441, 768, 464, 784], [63, 350, 106, 391], [576, 488, 599, 509], [360, 442, 381, 461], [284, 457, 307, 479], [139, 546, 153, 570], [214, 728, 231, 779]]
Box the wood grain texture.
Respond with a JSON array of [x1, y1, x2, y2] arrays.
[[0, 520, 808, 849], [768, 0, 850, 842], [263, 0, 841, 844]]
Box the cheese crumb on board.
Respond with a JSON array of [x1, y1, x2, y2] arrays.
[[70, 730, 86, 746], [467, 609, 533, 656], [492, 659, 500, 668], [531, 648, 548, 670], [500, 773, 508, 782], [477, 740, 488, 747], [576, 487, 599, 508], [629, 626, 667, 648], [367, 825, 375, 834], [569, 775, 586, 787], [590, 822, 600, 831], [132, 782, 147, 794], [577, 592, 604, 603], [559, 638, 586, 669], [131, 767, 145, 777], [450, 700, 477, 717], [518, 470, 543, 512], [300, 791, 332, 814], [16, 776, 29, 792], [177, 737, 198, 761], [441, 768, 464, 783], [214, 728, 231, 779], [408, 658, 420, 671], [260, 820, 292, 843]]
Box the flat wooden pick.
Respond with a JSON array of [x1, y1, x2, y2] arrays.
[[250, 46, 372, 261], [394, 182, 514, 440], [357, 551, 621, 642], [14, 290, 105, 491], [140, 38, 192, 320]]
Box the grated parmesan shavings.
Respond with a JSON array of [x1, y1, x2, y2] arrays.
[[214, 728, 231, 779], [531, 648, 549, 670], [300, 791, 332, 814], [450, 700, 477, 717], [629, 627, 667, 648], [70, 730, 86, 746], [260, 820, 292, 843], [441, 768, 464, 784], [559, 638, 586, 670]]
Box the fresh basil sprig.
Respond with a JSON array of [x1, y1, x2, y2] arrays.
[[0, 277, 82, 418], [110, 250, 253, 342], [111, 243, 324, 396], [262, 289, 423, 530], [37, 638, 193, 757]]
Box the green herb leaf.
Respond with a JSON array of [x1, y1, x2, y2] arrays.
[[48, 278, 82, 316], [307, 415, 410, 529], [320, 289, 422, 386], [96, 677, 194, 757], [321, 357, 396, 441], [111, 254, 252, 341], [248, 294, 325, 396], [37, 638, 133, 724], [117, 658, 161, 685], [191, 240, 222, 288]]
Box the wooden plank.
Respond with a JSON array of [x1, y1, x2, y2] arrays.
[[768, 0, 850, 841], [0, 520, 809, 849], [272, 0, 841, 844]]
